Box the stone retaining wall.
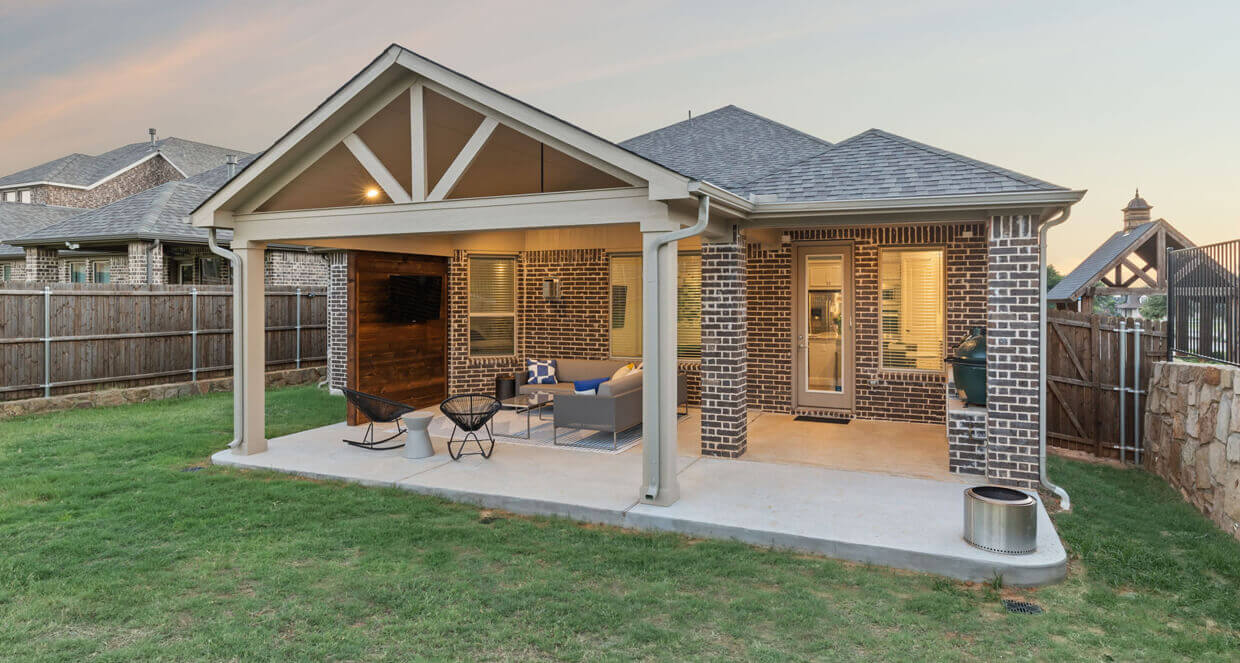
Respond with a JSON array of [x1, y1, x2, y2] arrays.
[[0, 366, 326, 419], [1144, 361, 1240, 540]]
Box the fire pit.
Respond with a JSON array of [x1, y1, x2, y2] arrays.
[[963, 485, 1037, 554]]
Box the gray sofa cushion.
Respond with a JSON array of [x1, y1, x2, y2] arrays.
[[598, 370, 642, 397]]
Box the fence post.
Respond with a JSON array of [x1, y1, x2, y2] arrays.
[[1118, 316, 1127, 465], [190, 287, 199, 382], [1166, 246, 1175, 362], [1134, 320, 1143, 465], [295, 287, 302, 369], [42, 286, 51, 398]]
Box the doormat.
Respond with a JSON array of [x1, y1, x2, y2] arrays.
[[793, 415, 851, 424]]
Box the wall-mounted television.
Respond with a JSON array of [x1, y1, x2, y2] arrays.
[[388, 274, 442, 323]]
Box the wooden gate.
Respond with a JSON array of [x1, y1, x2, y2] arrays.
[[1045, 310, 1166, 461]]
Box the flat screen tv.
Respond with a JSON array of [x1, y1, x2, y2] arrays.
[[388, 274, 442, 323]]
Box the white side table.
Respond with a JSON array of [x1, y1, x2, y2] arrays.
[[402, 412, 435, 459]]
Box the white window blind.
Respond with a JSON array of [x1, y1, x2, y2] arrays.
[[608, 253, 701, 359], [469, 255, 517, 356], [879, 248, 944, 371]]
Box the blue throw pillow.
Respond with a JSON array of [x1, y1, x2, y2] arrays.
[[527, 358, 558, 384], [573, 377, 610, 394]]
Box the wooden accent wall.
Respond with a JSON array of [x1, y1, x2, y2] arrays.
[[347, 251, 448, 425]]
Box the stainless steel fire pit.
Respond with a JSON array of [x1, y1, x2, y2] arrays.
[[963, 485, 1037, 554]]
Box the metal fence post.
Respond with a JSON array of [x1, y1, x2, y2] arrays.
[[1134, 320, 1143, 465], [295, 287, 302, 369], [190, 287, 199, 381], [42, 285, 51, 398], [1165, 246, 1175, 362], [1118, 317, 1127, 465]]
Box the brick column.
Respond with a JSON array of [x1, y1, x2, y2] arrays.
[[127, 240, 165, 285], [23, 247, 59, 283], [326, 252, 349, 391], [985, 215, 1041, 487], [699, 238, 748, 457]]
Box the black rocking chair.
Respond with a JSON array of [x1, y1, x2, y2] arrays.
[[341, 387, 417, 450], [440, 394, 502, 460]]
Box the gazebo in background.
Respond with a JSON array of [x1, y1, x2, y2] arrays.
[[1049, 191, 1194, 316]]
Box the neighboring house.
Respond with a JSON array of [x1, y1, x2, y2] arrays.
[[0, 135, 328, 287], [190, 45, 1084, 503], [1048, 191, 1193, 315]]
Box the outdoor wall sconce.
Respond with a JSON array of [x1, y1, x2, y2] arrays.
[[543, 278, 561, 302]]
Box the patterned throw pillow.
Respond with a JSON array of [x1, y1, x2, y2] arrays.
[[527, 358, 558, 384], [610, 362, 635, 381]]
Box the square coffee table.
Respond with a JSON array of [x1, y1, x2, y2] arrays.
[[498, 391, 554, 439]]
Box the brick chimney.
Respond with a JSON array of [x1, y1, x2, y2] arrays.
[[1122, 189, 1151, 230]]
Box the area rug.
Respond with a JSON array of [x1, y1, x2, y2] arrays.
[[426, 407, 642, 455]]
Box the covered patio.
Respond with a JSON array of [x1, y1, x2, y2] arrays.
[[212, 413, 1065, 586]]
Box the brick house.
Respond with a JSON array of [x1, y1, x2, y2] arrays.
[[0, 135, 328, 287], [190, 45, 1085, 505]]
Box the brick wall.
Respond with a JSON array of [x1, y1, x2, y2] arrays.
[[700, 239, 748, 457], [32, 156, 185, 209], [127, 241, 165, 285], [448, 250, 522, 395], [266, 250, 329, 288], [0, 259, 25, 282], [23, 247, 59, 282], [745, 222, 987, 424], [326, 253, 348, 390], [985, 215, 1041, 487], [948, 406, 987, 476]]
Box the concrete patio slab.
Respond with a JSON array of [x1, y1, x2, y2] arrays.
[[211, 420, 1067, 586], [626, 457, 1066, 586]]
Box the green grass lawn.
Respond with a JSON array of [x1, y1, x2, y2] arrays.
[[2, 385, 1239, 661]]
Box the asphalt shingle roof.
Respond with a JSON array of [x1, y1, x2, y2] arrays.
[[619, 105, 833, 190], [1046, 222, 1157, 301], [0, 203, 85, 257], [0, 137, 246, 188], [738, 129, 1067, 202], [9, 155, 257, 246]]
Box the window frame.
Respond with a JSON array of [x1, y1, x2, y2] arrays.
[[467, 253, 518, 358], [91, 260, 111, 284], [877, 246, 947, 373], [68, 261, 88, 283], [606, 250, 702, 361]]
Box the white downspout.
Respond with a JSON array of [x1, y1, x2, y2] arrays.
[[1038, 207, 1071, 510], [208, 228, 244, 449], [642, 187, 710, 504]]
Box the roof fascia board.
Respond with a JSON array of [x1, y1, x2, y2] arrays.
[[745, 189, 1086, 221], [191, 47, 405, 228], [398, 50, 690, 201]]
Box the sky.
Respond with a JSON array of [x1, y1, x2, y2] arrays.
[[0, 0, 1236, 271]]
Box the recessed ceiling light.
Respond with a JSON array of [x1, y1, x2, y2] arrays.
[[365, 187, 380, 199]]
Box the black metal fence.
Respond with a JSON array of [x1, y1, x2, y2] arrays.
[[1167, 239, 1240, 366]]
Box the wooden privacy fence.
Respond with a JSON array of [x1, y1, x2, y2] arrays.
[[1045, 309, 1166, 463], [0, 284, 327, 401]]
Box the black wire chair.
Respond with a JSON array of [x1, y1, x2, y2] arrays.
[[341, 387, 417, 450], [439, 394, 502, 460]]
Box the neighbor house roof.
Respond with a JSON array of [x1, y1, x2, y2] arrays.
[[619, 105, 833, 191], [10, 156, 257, 247], [736, 129, 1068, 202], [0, 137, 246, 189], [0, 203, 85, 257]]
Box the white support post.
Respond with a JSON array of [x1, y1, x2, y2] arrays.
[[343, 133, 411, 203], [409, 82, 427, 201], [639, 231, 681, 506], [234, 241, 268, 455], [427, 117, 499, 201]]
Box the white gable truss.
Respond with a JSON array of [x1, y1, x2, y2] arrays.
[[191, 45, 697, 238]]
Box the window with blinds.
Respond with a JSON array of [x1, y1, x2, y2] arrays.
[[609, 253, 701, 359], [469, 255, 517, 356], [879, 248, 945, 371]]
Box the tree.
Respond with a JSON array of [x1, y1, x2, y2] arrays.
[[1046, 265, 1064, 292], [1093, 294, 1120, 316], [1140, 294, 1167, 320]]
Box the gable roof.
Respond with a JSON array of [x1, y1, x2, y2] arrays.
[[737, 129, 1067, 202], [1047, 218, 1195, 302], [0, 203, 85, 257], [0, 137, 247, 189], [9, 156, 256, 247], [619, 105, 832, 191]]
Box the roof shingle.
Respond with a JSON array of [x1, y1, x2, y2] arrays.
[[0, 137, 247, 189], [0, 203, 85, 257]]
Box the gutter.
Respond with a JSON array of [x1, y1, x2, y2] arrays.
[[642, 185, 710, 504], [1038, 207, 1072, 510], [208, 228, 244, 449]]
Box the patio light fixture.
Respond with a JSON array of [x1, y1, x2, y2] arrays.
[[364, 187, 380, 200]]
